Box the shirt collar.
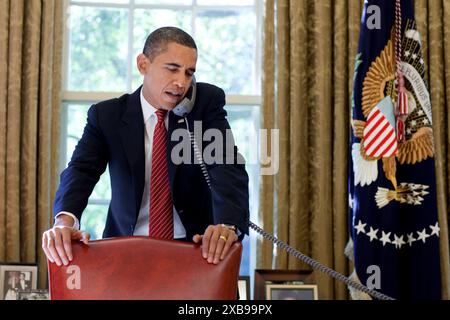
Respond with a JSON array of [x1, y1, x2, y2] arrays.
[[140, 88, 158, 124]]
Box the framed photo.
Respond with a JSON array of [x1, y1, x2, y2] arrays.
[[266, 284, 318, 300], [254, 269, 315, 300], [17, 289, 49, 300], [0, 264, 38, 300], [238, 276, 250, 300]]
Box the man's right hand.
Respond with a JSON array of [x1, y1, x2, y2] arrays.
[[42, 215, 90, 266]]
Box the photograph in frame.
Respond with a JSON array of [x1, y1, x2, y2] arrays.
[[0, 264, 38, 300], [238, 276, 250, 300], [266, 284, 319, 300], [254, 269, 315, 300]]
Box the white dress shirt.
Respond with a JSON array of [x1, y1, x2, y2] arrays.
[[56, 89, 186, 239]]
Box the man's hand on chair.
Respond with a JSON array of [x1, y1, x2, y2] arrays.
[[192, 224, 238, 265], [42, 215, 90, 267]]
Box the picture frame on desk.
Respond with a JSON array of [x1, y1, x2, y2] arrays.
[[0, 263, 38, 300], [17, 289, 49, 300], [238, 276, 250, 300], [266, 283, 318, 300], [254, 269, 315, 300]]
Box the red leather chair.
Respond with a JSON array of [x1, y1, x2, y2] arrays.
[[48, 237, 242, 300]]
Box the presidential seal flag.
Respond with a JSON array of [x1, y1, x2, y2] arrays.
[[348, 0, 441, 299]]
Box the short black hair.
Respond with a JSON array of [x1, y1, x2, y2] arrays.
[[143, 26, 197, 61]]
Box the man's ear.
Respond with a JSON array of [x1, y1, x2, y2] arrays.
[[137, 53, 148, 75]]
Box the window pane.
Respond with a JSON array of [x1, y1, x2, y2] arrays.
[[132, 9, 191, 90], [91, 171, 112, 199], [225, 105, 260, 219], [197, 0, 254, 6], [68, 6, 128, 91], [80, 204, 108, 240], [71, 0, 129, 4], [224, 105, 260, 276], [67, 103, 89, 135], [135, 0, 192, 4], [66, 104, 90, 162], [196, 10, 256, 95], [66, 103, 112, 201], [224, 105, 259, 166]]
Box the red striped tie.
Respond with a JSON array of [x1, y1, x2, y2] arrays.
[[149, 109, 173, 239]]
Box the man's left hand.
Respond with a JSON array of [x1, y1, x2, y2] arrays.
[[192, 224, 238, 264]]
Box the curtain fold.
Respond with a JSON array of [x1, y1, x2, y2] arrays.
[[260, 0, 449, 300], [259, 0, 276, 269], [0, 0, 63, 289], [415, 0, 450, 300]]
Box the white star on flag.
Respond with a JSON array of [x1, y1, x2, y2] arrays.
[[367, 227, 379, 242], [429, 222, 440, 237], [416, 228, 430, 243], [354, 220, 367, 234], [407, 233, 416, 246], [380, 231, 392, 246], [392, 234, 406, 249]]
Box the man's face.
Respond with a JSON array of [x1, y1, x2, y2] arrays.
[[137, 42, 197, 111]]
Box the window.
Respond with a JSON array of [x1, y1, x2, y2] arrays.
[[62, 0, 262, 278]]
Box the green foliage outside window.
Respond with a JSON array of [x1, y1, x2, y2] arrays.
[[68, 5, 256, 94]]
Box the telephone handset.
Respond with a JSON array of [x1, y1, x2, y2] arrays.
[[172, 76, 197, 117], [173, 78, 393, 300]]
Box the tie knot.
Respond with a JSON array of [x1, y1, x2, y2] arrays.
[[155, 109, 167, 122]]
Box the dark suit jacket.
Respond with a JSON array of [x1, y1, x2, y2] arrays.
[[54, 83, 249, 240], [16, 280, 30, 291]]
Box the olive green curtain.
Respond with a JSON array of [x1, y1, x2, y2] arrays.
[[415, 0, 450, 300], [0, 0, 63, 289], [260, 0, 449, 300]]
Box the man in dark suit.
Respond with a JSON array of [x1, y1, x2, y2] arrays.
[[16, 273, 30, 291], [42, 27, 249, 268]]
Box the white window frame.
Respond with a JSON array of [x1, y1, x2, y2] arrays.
[[60, 0, 262, 295]]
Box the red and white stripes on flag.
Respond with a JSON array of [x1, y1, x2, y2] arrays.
[[397, 90, 408, 115], [363, 107, 398, 158]]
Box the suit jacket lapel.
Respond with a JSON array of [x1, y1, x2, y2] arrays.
[[118, 88, 188, 209], [119, 88, 145, 215]]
